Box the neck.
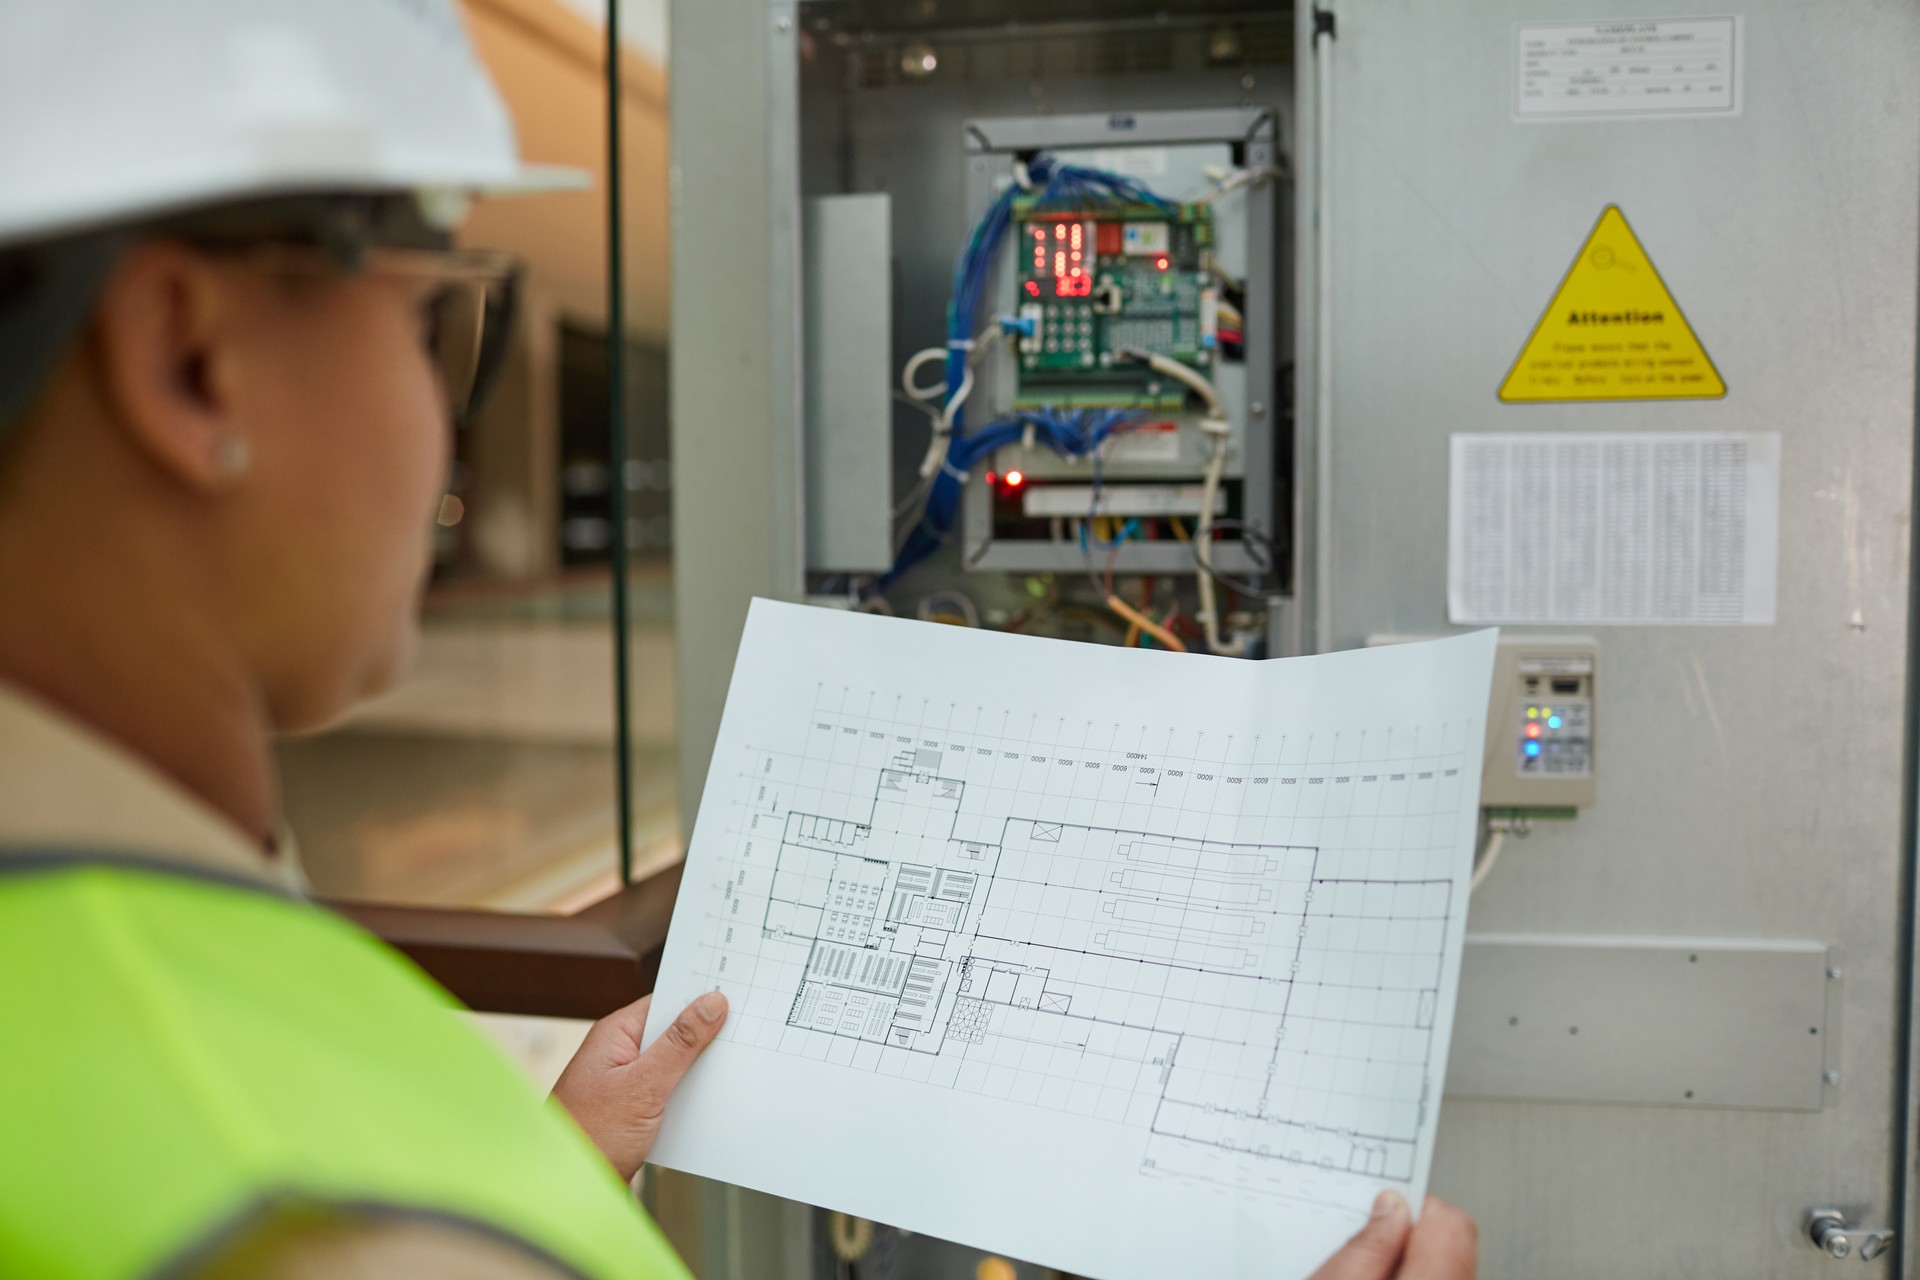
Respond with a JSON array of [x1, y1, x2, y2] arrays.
[[0, 455, 276, 851]]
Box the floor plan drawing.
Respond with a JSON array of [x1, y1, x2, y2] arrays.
[[759, 758, 1449, 1186], [645, 601, 1497, 1280]]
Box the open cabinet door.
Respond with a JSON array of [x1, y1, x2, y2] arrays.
[[1300, 2, 1920, 1275]]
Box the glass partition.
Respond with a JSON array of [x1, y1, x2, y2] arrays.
[[281, 0, 678, 912]]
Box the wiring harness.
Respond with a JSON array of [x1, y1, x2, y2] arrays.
[[886, 152, 1252, 657]]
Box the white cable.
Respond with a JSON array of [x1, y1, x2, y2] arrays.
[[938, 328, 999, 434], [1117, 348, 1239, 655], [905, 327, 1003, 479], [1119, 346, 1225, 419], [901, 346, 947, 401], [1193, 426, 1235, 656], [1197, 164, 1287, 206], [1469, 827, 1507, 893], [1469, 816, 1527, 893]]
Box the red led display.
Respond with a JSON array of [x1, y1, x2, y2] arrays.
[[1028, 219, 1095, 298]]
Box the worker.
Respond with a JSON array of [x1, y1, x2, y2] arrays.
[[0, 2, 725, 1275], [0, 3, 1476, 1276]]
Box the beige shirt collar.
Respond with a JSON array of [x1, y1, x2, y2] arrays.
[[0, 680, 304, 893]]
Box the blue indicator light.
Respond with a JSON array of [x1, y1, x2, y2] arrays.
[[1524, 741, 1543, 758], [1547, 716, 1562, 729]]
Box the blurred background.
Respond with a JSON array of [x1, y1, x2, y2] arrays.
[[279, 0, 676, 916]]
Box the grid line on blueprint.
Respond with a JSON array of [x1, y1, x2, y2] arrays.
[[685, 688, 1468, 1188]]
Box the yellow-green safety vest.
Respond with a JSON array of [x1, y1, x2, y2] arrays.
[[0, 855, 692, 1279]]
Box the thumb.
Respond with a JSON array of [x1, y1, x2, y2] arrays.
[[1310, 1190, 1414, 1280], [633, 990, 729, 1091]]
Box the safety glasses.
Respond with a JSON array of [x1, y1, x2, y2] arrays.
[[207, 243, 522, 423], [366, 247, 521, 423]]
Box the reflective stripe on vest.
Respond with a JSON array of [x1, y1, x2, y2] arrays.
[[0, 858, 691, 1279]]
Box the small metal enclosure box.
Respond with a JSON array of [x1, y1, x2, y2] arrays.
[[1369, 633, 1597, 810], [803, 193, 894, 573], [959, 108, 1280, 578], [1480, 636, 1597, 809]]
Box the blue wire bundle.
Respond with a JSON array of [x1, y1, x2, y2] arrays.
[[939, 156, 1176, 436], [889, 407, 1140, 582]]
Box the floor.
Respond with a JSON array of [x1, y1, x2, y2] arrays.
[[280, 571, 682, 910]]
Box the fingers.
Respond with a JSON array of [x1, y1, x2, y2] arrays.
[[587, 990, 656, 1059], [634, 991, 729, 1093], [1400, 1197, 1477, 1279], [1309, 1190, 1413, 1280]]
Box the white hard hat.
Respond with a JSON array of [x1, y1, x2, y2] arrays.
[[0, 0, 582, 248]]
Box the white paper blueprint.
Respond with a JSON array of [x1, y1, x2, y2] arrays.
[[646, 601, 1498, 1279]]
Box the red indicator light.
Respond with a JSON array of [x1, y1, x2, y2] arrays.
[[1024, 280, 1040, 296], [985, 471, 997, 487], [1006, 470, 1025, 488], [1054, 223, 1067, 240], [1525, 723, 1542, 739], [1155, 256, 1170, 270]]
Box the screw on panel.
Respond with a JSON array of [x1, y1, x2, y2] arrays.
[[1828, 966, 1843, 980], [1824, 1070, 1841, 1085]]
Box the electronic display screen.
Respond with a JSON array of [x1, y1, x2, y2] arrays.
[[1026, 219, 1095, 298]]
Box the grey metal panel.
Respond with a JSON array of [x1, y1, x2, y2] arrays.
[[815, 63, 1291, 616], [1309, 1, 1920, 1275], [803, 194, 894, 573], [1448, 935, 1836, 1111], [955, 108, 1282, 576], [670, 0, 807, 826]]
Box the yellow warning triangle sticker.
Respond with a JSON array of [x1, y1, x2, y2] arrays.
[[1499, 205, 1724, 403]]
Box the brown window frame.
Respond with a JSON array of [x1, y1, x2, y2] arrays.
[[325, 862, 679, 1020]]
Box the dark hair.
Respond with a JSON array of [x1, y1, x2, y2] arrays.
[[0, 192, 452, 436]]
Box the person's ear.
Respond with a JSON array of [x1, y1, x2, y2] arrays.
[[89, 241, 256, 491]]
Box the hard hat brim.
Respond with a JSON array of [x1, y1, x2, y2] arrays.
[[484, 164, 592, 195]]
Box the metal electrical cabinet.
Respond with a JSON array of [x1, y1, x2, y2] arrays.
[[1302, 1, 1920, 1277], [665, 0, 1920, 1276]]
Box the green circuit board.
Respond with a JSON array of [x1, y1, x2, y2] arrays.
[[1012, 199, 1215, 409]]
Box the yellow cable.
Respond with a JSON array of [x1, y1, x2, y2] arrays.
[[1105, 594, 1187, 652]]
